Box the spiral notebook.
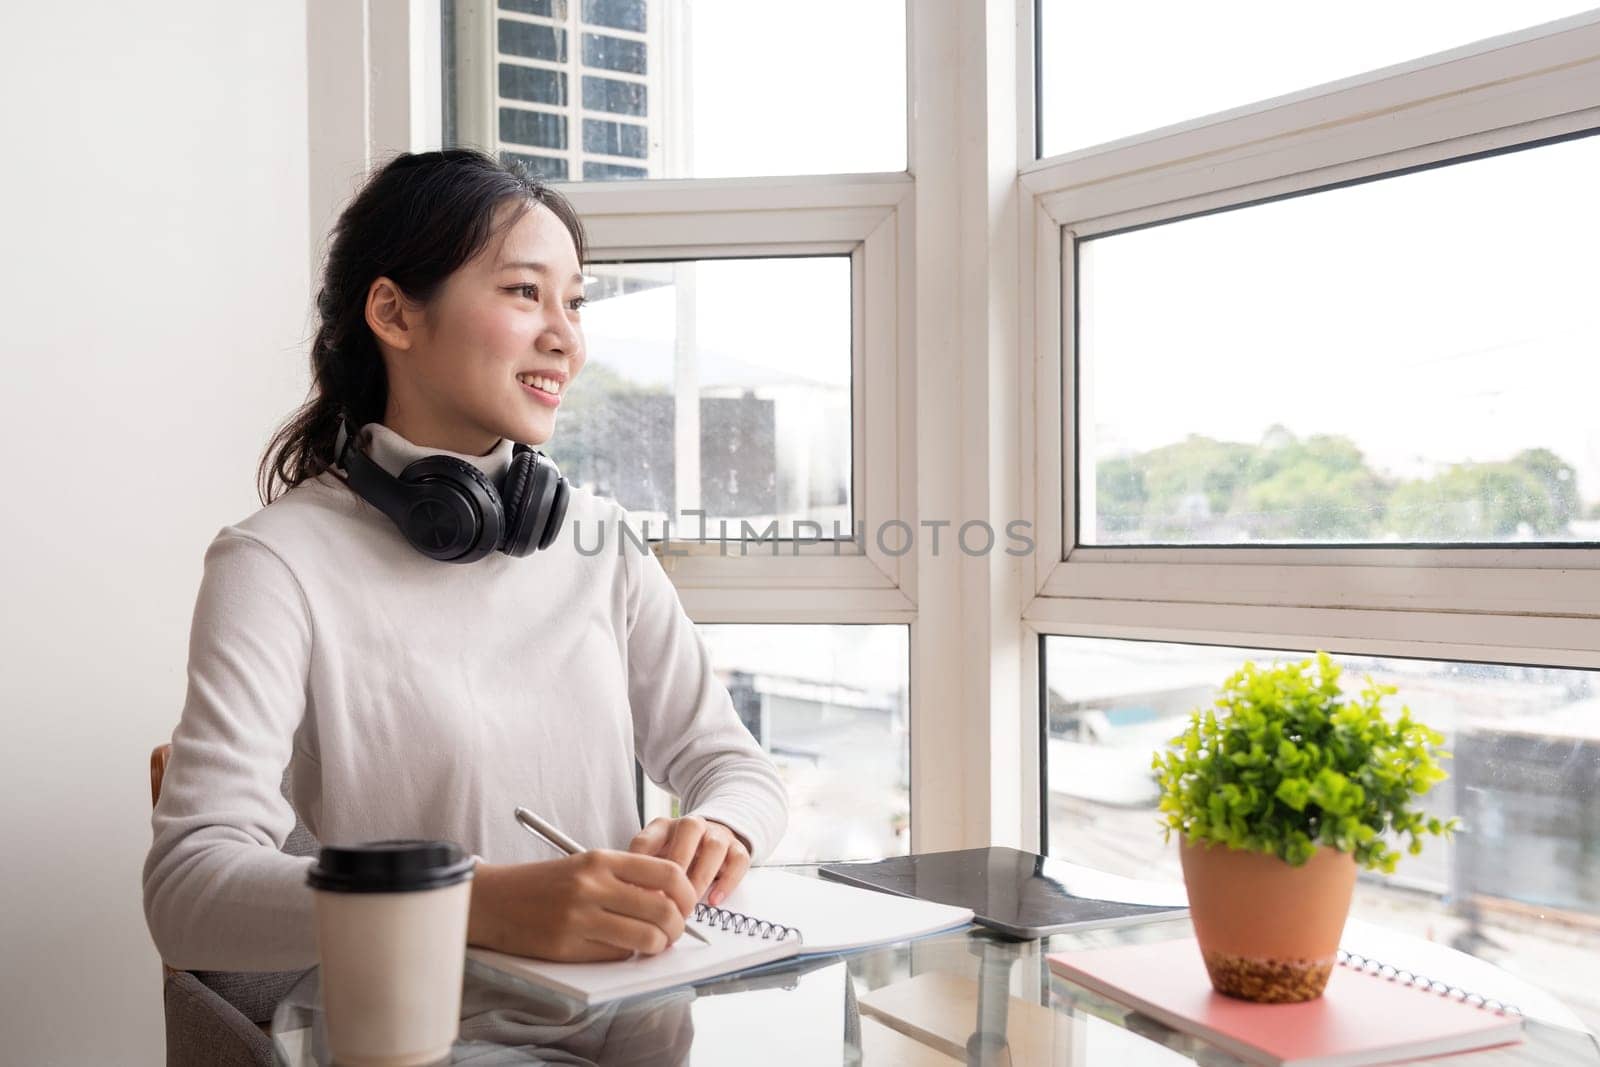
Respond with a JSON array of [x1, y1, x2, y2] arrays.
[[468, 868, 973, 1006], [1047, 937, 1524, 1066]]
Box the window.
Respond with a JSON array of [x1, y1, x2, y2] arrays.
[[1078, 131, 1600, 546], [1042, 635, 1600, 1031], [1036, 1, 1597, 156], [551, 256, 852, 539], [1027, 8, 1600, 1032], [641, 624, 910, 864], [449, 0, 907, 180]]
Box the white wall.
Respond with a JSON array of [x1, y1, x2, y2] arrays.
[[0, 3, 311, 1062]]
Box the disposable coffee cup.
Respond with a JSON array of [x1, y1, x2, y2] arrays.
[[308, 840, 475, 1067]]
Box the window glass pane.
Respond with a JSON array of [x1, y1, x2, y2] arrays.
[[1043, 636, 1600, 1032], [581, 32, 647, 75], [581, 161, 646, 181], [498, 64, 565, 106], [457, 1, 906, 179], [582, 74, 645, 116], [686, 625, 909, 864], [499, 151, 567, 181], [583, 118, 647, 159], [552, 257, 852, 539], [499, 0, 552, 16], [498, 107, 567, 149], [1078, 133, 1600, 545], [583, 0, 646, 34], [1037, 1, 1594, 157], [497, 19, 567, 62]]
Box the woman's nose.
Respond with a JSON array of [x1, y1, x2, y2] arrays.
[[539, 318, 581, 356]]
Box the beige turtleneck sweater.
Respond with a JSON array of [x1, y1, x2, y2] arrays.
[[143, 422, 787, 971]]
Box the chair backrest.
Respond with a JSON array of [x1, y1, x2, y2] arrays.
[[150, 744, 170, 808], [149, 741, 318, 1023]]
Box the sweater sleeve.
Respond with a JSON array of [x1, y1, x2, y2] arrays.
[[624, 541, 789, 864], [142, 529, 319, 971]]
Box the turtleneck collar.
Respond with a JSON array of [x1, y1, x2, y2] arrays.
[[360, 422, 515, 483]]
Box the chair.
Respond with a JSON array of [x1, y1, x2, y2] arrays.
[[150, 743, 318, 1067]]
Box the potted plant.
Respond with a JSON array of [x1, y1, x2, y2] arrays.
[[1152, 652, 1456, 1004]]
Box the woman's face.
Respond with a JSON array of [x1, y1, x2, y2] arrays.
[[379, 199, 586, 452]]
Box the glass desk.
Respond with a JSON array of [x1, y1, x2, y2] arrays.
[[274, 905, 1599, 1065]]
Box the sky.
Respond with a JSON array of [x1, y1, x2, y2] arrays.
[[1037, 1, 1598, 158], [1038, 2, 1600, 502], [1082, 133, 1600, 499], [583, 258, 852, 389]]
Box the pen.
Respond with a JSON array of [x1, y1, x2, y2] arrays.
[[513, 806, 711, 946]]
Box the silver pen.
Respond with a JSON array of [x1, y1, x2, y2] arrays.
[[513, 806, 711, 946]]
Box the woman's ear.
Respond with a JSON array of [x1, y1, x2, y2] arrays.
[[365, 276, 420, 351]]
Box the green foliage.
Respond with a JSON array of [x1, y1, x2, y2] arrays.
[[1152, 652, 1458, 871], [1389, 448, 1578, 539], [1096, 429, 1583, 541]]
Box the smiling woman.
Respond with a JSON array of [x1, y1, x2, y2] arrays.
[[144, 149, 788, 976]]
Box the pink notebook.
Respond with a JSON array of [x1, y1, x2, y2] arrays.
[[1047, 938, 1523, 1066]]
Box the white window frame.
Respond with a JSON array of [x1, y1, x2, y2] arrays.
[[558, 172, 918, 625], [1020, 10, 1600, 696]]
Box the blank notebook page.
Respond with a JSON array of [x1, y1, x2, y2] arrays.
[[469, 925, 794, 1007], [716, 868, 973, 954]]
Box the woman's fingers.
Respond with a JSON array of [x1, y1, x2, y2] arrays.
[[706, 839, 751, 907], [594, 871, 688, 940], [685, 832, 729, 902], [627, 817, 673, 856], [661, 816, 708, 873], [598, 849, 698, 919], [621, 817, 752, 906], [581, 908, 677, 956]]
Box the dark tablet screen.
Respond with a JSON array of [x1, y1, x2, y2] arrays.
[[818, 846, 1187, 939]]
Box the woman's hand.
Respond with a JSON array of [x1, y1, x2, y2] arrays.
[[467, 852, 697, 962], [627, 815, 751, 907]]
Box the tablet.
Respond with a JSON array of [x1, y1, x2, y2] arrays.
[[817, 846, 1188, 939]]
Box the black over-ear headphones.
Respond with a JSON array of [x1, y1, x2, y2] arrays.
[[333, 414, 569, 563]]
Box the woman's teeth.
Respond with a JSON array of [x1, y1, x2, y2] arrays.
[[517, 373, 561, 395]]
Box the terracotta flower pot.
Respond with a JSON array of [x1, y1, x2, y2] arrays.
[[1179, 836, 1358, 1003]]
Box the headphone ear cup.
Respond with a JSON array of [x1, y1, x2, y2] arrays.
[[538, 473, 569, 551], [500, 449, 568, 557], [396, 456, 504, 563], [499, 450, 542, 558]]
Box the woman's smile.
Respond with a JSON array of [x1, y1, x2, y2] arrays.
[[516, 370, 565, 408], [518, 376, 562, 407]]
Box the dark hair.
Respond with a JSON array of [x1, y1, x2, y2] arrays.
[[257, 148, 587, 504]]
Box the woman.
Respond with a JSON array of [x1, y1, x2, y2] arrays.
[[143, 149, 787, 971]]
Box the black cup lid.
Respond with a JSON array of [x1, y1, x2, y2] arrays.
[[307, 839, 475, 894]]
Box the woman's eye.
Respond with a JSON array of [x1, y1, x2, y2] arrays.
[[567, 296, 587, 312]]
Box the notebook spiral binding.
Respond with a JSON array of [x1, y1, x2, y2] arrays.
[[692, 901, 803, 944], [1338, 950, 1521, 1017]]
